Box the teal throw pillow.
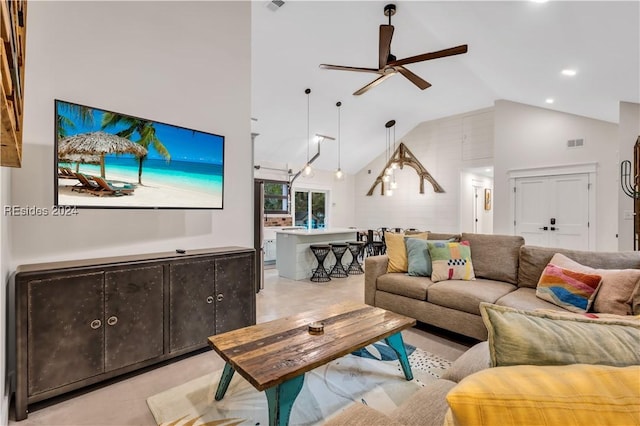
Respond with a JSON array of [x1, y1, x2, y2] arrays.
[[405, 238, 452, 277]]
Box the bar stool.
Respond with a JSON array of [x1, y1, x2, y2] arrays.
[[346, 241, 365, 275], [329, 243, 349, 278], [366, 229, 385, 256], [309, 244, 331, 282]]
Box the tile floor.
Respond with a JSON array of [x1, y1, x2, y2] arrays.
[[10, 268, 473, 425]]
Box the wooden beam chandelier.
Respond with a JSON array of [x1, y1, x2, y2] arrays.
[[367, 126, 445, 196]]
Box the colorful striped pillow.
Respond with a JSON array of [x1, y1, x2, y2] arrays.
[[536, 263, 602, 312]]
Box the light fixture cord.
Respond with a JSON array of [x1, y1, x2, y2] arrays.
[[386, 127, 390, 164], [392, 125, 396, 158], [306, 89, 310, 163], [337, 101, 341, 169]]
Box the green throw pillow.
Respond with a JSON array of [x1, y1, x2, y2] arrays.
[[405, 238, 453, 277], [480, 303, 640, 367], [427, 240, 475, 282]]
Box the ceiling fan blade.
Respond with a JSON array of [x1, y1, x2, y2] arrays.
[[379, 24, 394, 69], [319, 64, 380, 74], [353, 73, 395, 96], [396, 66, 431, 90], [389, 44, 468, 67]]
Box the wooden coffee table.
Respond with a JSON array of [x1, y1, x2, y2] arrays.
[[208, 301, 416, 426]]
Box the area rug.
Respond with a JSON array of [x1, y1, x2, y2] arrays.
[[147, 342, 451, 426]]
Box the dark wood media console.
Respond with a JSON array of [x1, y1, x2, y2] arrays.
[[12, 247, 255, 420]]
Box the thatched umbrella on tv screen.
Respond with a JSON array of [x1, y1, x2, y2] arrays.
[[58, 131, 148, 178], [58, 153, 101, 172]]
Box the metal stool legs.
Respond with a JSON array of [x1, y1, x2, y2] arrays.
[[329, 243, 349, 278], [346, 242, 365, 275], [309, 245, 331, 282]]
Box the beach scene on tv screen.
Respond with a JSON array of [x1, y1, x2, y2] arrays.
[[55, 101, 224, 208]]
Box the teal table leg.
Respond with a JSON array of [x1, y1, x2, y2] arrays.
[[264, 374, 305, 426], [214, 362, 235, 401], [384, 332, 413, 380]]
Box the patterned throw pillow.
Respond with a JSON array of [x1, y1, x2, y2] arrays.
[[549, 253, 640, 315], [427, 241, 475, 282], [536, 263, 602, 313]]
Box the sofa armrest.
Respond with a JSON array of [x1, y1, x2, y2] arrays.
[[364, 255, 389, 306]]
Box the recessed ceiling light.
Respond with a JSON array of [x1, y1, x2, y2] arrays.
[[531, 0, 548, 3], [484, 168, 491, 173], [561, 69, 577, 76], [545, 98, 555, 104]]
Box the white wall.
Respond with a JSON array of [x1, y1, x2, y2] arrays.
[[493, 100, 619, 250], [617, 102, 640, 250], [1, 168, 12, 426], [354, 109, 494, 233], [6, 2, 251, 419], [10, 1, 252, 267]]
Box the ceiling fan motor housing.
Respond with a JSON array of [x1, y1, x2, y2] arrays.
[[384, 4, 396, 17]]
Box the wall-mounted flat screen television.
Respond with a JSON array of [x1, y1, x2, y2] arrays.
[[55, 99, 224, 209]]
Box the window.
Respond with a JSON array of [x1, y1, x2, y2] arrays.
[[294, 190, 326, 229], [263, 180, 289, 215]]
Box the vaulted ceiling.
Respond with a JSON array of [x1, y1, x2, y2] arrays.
[[251, 1, 640, 174]]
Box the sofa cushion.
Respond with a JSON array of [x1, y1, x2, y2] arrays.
[[445, 364, 640, 426], [377, 273, 432, 301], [441, 342, 490, 383], [386, 231, 428, 273], [535, 262, 602, 312], [550, 253, 640, 315], [427, 232, 460, 241], [632, 280, 640, 315], [391, 379, 457, 426], [427, 279, 516, 315], [428, 241, 476, 282], [461, 233, 523, 284], [494, 287, 564, 311], [518, 245, 640, 289], [324, 401, 404, 426], [480, 303, 640, 367]]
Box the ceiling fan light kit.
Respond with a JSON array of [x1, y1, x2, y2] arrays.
[[319, 3, 468, 95]]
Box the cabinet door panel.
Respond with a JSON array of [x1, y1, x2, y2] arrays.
[[105, 265, 164, 371], [169, 259, 216, 352], [27, 272, 104, 395], [215, 253, 255, 334]]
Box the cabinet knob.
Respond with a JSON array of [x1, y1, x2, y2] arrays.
[[206, 296, 214, 304], [217, 294, 224, 302], [107, 316, 118, 326], [90, 319, 102, 330]]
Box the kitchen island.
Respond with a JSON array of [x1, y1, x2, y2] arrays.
[[275, 228, 358, 280]]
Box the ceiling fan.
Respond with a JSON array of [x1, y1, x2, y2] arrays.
[[319, 3, 468, 96]]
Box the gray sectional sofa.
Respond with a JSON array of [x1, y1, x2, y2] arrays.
[[323, 233, 640, 425], [364, 232, 640, 340]]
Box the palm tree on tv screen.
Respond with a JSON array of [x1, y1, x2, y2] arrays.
[[101, 113, 171, 184], [57, 104, 94, 139]]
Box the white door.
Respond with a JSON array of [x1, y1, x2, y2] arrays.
[[515, 174, 590, 249]]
